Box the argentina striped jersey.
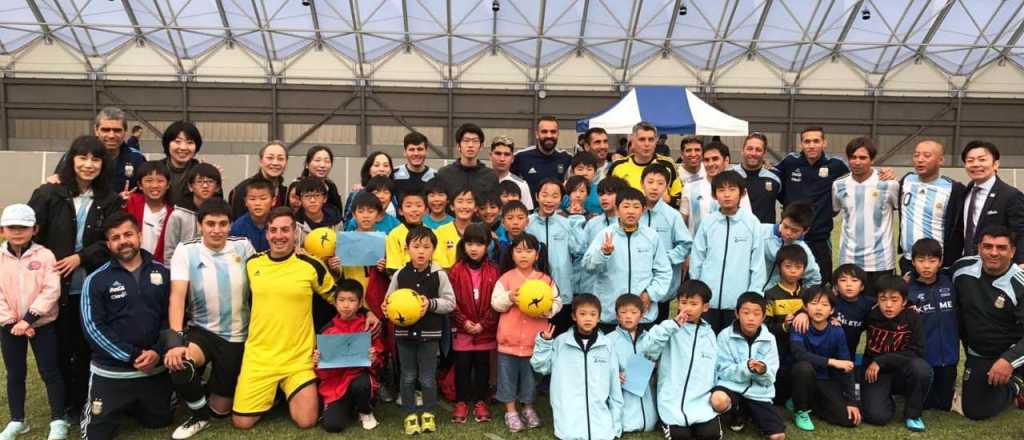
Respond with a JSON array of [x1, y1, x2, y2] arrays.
[[832, 170, 900, 271], [899, 173, 954, 261], [170, 237, 256, 342]]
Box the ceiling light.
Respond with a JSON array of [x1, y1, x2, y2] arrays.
[[679, 4, 687, 16], [492, 0, 500, 13], [862, 8, 871, 20]]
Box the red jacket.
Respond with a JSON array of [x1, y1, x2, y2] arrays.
[[315, 314, 385, 405], [448, 260, 500, 345], [124, 192, 172, 263]]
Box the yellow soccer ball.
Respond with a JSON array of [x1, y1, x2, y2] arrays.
[[303, 227, 337, 258], [384, 288, 425, 327], [516, 279, 554, 318]]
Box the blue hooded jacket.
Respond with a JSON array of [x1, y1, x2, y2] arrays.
[[527, 212, 586, 304], [582, 223, 672, 324], [641, 200, 693, 299], [607, 327, 657, 433], [760, 223, 822, 289], [576, 213, 616, 294], [716, 323, 779, 403], [638, 319, 718, 427], [532, 331, 623, 440], [690, 209, 766, 312]]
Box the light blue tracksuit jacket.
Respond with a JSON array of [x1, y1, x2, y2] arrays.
[[689, 209, 766, 312], [641, 200, 693, 299], [576, 213, 616, 295], [583, 223, 672, 324], [759, 223, 822, 289], [639, 318, 719, 427], [715, 323, 779, 403], [527, 213, 586, 304], [607, 327, 657, 433]]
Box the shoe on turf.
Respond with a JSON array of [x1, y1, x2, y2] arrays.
[[522, 407, 541, 429], [172, 416, 210, 440], [358, 413, 378, 430], [379, 386, 395, 403], [473, 401, 492, 423], [451, 402, 468, 424], [47, 420, 68, 440], [0, 421, 28, 440], [794, 410, 815, 431], [504, 412, 524, 433], [906, 417, 926, 432], [403, 414, 420, 435], [419, 412, 436, 433], [784, 399, 795, 413]]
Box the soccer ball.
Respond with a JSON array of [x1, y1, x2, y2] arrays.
[[516, 279, 554, 318], [384, 288, 425, 327], [303, 227, 337, 258]]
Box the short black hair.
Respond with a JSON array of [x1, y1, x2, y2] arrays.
[[640, 164, 671, 183], [406, 225, 437, 248], [711, 170, 746, 196], [801, 285, 837, 309], [800, 127, 825, 139], [449, 186, 475, 205], [161, 120, 203, 156], [267, 206, 295, 226], [350, 191, 384, 213], [475, 191, 501, 208], [875, 274, 908, 300], [404, 131, 428, 149], [597, 175, 628, 195], [571, 151, 599, 170], [187, 162, 221, 186], [584, 127, 608, 144], [102, 211, 139, 236], [979, 225, 1017, 246], [399, 190, 427, 206], [677, 279, 712, 304], [335, 279, 365, 302], [736, 291, 767, 314], [911, 238, 943, 260], [845, 136, 878, 160], [775, 244, 808, 268], [680, 135, 703, 148], [295, 176, 328, 196], [499, 180, 522, 198], [244, 178, 275, 196], [961, 140, 1000, 162], [536, 178, 564, 198], [423, 178, 447, 196], [702, 141, 730, 159], [455, 123, 484, 144], [781, 201, 814, 230], [500, 200, 529, 218], [359, 152, 394, 186], [833, 263, 867, 284], [615, 187, 645, 207], [564, 175, 590, 195], [365, 176, 393, 194], [615, 294, 644, 312], [197, 198, 233, 223], [572, 293, 601, 314]]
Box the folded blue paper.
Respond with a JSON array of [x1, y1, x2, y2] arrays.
[[336, 231, 386, 266], [316, 333, 371, 369], [623, 354, 655, 397]]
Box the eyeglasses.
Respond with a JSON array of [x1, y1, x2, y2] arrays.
[[460, 138, 482, 145], [193, 178, 217, 187]]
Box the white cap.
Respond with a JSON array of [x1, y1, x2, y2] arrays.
[[0, 204, 36, 227]]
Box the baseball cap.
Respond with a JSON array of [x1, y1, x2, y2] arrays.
[[0, 204, 36, 227]]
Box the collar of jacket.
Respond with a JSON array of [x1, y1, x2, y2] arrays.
[[1, 241, 40, 258], [107, 248, 157, 272]]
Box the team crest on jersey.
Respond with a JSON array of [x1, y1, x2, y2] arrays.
[[150, 271, 163, 286], [109, 281, 126, 299], [234, 255, 242, 264], [447, 240, 456, 249], [995, 295, 1006, 309], [124, 164, 134, 177], [871, 190, 879, 198], [765, 181, 773, 191], [528, 167, 537, 174], [791, 169, 802, 182], [818, 167, 828, 178], [556, 164, 565, 174], [935, 202, 944, 210], [27, 261, 41, 271]]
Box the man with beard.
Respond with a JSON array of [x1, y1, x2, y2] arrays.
[[510, 116, 573, 197], [80, 212, 174, 439], [583, 127, 612, 184], [392, 131, 436, 201]]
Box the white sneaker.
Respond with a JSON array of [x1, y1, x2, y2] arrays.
[[359, 413, 379, 430], [171, 417, 210, 440], [46, 420, 68, 440], [0, 421, 28, 440]]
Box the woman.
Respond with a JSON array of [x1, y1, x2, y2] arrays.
[[343, 151, 396, 221], [298, 145, 343, 212], [158, 121, 207, 206], [28, 135, 123, 421]]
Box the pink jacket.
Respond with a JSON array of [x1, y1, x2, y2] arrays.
[[0, 242, 60, 327], [490, 269, 562, 357]]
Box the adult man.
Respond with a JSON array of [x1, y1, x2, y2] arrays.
[[676, 136, 706, 184], [232, 207, 334, 430], [734, 133, 781, 223], [510, 116, 573, 196], [126, 125, 143, 150], [951, 226, 1024, 420], [392, 131, 436, 200], [163, 199, 256, 439], [80, 212, 174, 439], [229, 141, 288, 219], [489, 136, 534, 210], [832, 137, 899, 294], [680, 141, 750, 233], [608, 122, 683, 207], [435, 123, 499, 197], [51, 107, 147, 195], [583, 127, 612, 183], [898, 140, 966, 270], [954, 141, 1024, 264], [655, 133, 671, 157]]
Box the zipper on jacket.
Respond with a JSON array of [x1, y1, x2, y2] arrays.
[[680, 322, 700, 426], [630, 332, 647, 429], [627, 232, 633, 294], [583, 347, 592, 440], [717, 218, 731, 325], [741, 337, 755, 395]]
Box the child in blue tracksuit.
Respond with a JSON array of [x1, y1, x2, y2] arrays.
[[906, 238, 958, 411], [528, 178, 586, 334], [690, 171, 766, 332], [576, 177, 624, 295], [714, 292, 785, 440], [760, 201, 821, 289], [582, 188, 671, 332], [607, 295, 657, 433], [640, 280, 729, 440], [532, 294, 623, 440], [640, 165, 693, 323]]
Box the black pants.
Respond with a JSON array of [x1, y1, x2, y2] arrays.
[[656, 299, 672, 323], [862, 270, 894, 299], [705, 309, 736, 334], [925, 364, 957, 411], [806, 239, 833, 284], [861, 357, 932, 424], [322, 372, 373, 433], [790, 361, 856, 427], [82, 372, 174, 440], [715, 387, 785, 436], [773, 367, 792, 406], [962, 355, 1023, 420], [1, 323, 64, 421], [550, 306, 574, 337], [453, 349, 490, 403], [662, 417, 722, 440], [57, 298, 91, 417]]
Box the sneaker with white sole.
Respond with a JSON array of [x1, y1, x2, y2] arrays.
[[359, 413, 378, 430], [46, 420, 68, 440], [0, 421, 28, 440], [171, 417, 211, 440]]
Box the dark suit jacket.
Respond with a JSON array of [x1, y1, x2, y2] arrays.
[[955, 176, 1024, 263]]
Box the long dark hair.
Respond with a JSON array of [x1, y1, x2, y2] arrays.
[[58, 135, 111, 197], [455, 223, 491, 265], [359, 151, 394, 186], [301, 145, 334, 177], [499, 233, 549, 275]]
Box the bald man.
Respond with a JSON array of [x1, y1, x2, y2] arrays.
[[898, 140, 967, 270]]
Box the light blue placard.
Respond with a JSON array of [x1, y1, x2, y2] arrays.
[[623, 354, 655, 397], [336, 231, 386, 266], [316, 333, 371, 368]]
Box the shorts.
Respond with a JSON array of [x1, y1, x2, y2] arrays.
[[232, 365, 317, 415], [82, 372, 174, 440], [187, 326, 245, 398]]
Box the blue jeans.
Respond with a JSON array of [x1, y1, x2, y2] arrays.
[[496, 353, 536, 404], [396, 339, 438, 414]]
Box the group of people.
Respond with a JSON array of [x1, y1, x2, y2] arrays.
[[0, 107, 1023, 440]]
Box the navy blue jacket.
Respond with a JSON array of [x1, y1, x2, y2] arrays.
[[834, 294, 874, 359], [54, 143, 146, 195], [907, 273, 959, 367], [773, 152, 849, 242], [509, 146, 572, 197], [80, 251, 170, 372]]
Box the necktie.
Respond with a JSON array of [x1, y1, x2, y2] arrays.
[[964, 185, 981, 255]]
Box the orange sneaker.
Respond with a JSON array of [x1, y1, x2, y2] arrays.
[[473, 401, 491, 422], [451, 402, 468, 424]]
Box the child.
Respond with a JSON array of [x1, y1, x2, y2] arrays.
[[562, 175, 596, 218], [315, 279, 385, 433], [164, 162, 221, 263], [789, 286, 860, 431], [287, 180, 301, 213], [832, 264, 874, 360], [714, 292, 785, 440], [577, 176, 625, 295], [689, 170, 766, 332], [491, 234, 562, 433], [494, 201, 532, 266], [385, 191, 429, 273], [860, 275, 930, 432], [528, 178, 586, 334], [561, 151, 601, 215], [125, 161, 173, 263], [476, 191, 502, 232], [498, 180, 523, 207], [423, 179, 453, 229], [583, 187, 671, 331], [761, 201, 821, 289], [0, 204, 68, 440], [332, 192, 387, 292], [295, 176, 343, 246], [639, 165, 693, 323], [383, 226, 456, 435], [229, 178, 275, 252], [906, 238, 958, 411], [607, 295, 658, 433], [640, 280, 730, 440], [764, 244, 807, 404], [448, 224, 500, 424], [346, 177, 400, 233], [433, 186, 476, 269], [531, 294, 623, 440]]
